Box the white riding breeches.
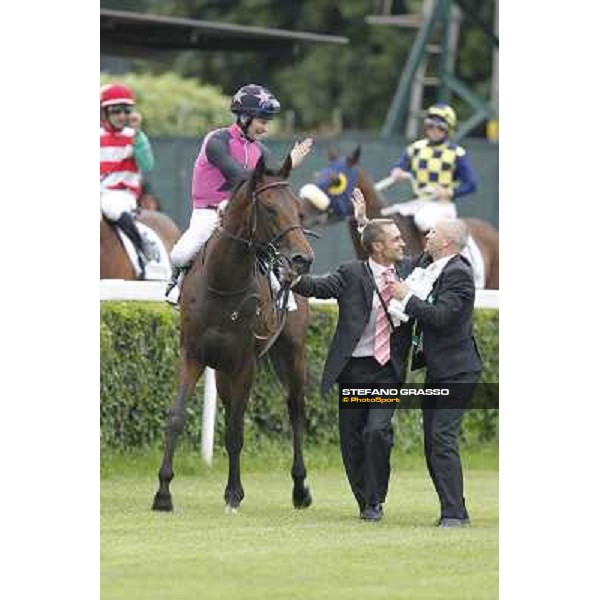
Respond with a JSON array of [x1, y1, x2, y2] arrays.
[[100, 189, 137, 221], [395, 198, 457, 232], [170, 208, 220, 268]]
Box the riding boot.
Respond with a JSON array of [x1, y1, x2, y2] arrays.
[[114, 212, 147, 259]]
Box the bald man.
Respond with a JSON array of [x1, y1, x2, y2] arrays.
[[391, 219, 483, 528]]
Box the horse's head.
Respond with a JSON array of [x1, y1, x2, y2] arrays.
[[298, 145, 385, 228], [225, 154, 314, 277]]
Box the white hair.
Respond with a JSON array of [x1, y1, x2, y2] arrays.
[[437, 219, 468, 251]]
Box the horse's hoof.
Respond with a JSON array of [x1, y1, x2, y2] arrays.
[[293, 487, 313, 509], [225, 504, 239, 515], [152, 492, 174, 512]]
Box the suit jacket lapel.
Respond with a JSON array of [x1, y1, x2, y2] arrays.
[[428, 255, 459, 300], [360, 262, 375, 311]]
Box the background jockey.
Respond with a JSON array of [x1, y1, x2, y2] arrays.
[[100, 83, 156, 276], [166, 83, 313, 304], [387, 103, 477, 232], [387, 103, 484, 286]]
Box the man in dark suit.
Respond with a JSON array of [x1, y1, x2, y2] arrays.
[[391, 218, 483, 528], [292, 212, 414, 522]]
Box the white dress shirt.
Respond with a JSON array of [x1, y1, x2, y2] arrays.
[[352, 258, 398, 357], [389, 254, 456, 322]]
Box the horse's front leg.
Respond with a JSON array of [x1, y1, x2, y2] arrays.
[[219, 364, 253, 512], [286, 353, 312, 509], [152, 356, 204, 512], [271, 337, 312, 509]]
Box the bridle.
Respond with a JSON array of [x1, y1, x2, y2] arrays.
[[210, 180, 318, 357], [217, 181, 315, 250], [214, 180, 318, 290]]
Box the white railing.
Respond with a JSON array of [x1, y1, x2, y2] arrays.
[[100, 279, 498, 464], [100, 279, 500, 309]]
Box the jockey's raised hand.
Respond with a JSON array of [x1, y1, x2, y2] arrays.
[[128, 111, 142, 130], [290, 138, 314, 168]]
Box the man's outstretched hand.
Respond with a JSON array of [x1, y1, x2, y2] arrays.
[[351, 188, 368, 227]]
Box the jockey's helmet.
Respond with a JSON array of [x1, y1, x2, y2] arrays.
[[425, 103, 456, 132], [101, 83, 136, 108], [230, 84, 281, 120]]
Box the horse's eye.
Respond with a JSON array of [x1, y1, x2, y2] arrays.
[[265, 205, 278, 219]]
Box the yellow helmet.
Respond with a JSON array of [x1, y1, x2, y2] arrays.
[[425, 104, 457, 131]]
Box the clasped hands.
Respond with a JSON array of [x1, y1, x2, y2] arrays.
[[389, 278, 411, 301]]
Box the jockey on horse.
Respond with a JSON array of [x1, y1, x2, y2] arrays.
[[100, 83, 157, 277], [383, 103, 485, 287], [165, 83, 313, 305]]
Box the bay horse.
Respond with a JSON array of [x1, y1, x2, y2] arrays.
[[152, 153, 315, 513], [100, 209, 181, 279], [299, 147, 499, 289]]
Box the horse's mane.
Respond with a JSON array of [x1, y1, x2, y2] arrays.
[[229, 178, 247, 198]]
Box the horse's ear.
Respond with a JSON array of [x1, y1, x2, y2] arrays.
[[347, 145, 361, 166], [250, 154, 266, 190], [278, 154, 293, 179], [326, 146, 338, 161]]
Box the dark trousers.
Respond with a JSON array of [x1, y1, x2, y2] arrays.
[[422, 371, 481, 520], [338, 357, 400, 509]]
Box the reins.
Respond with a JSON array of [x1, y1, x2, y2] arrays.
[[208, 180, 307, 357]]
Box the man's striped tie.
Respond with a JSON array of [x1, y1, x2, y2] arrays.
[[373, 268, 394, 365]]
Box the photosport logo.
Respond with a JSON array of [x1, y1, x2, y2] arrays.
[[338, 383, 499, 409]]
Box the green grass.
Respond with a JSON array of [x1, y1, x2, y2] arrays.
[[101, 445, 498, 600]]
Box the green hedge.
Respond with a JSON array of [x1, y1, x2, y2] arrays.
[[100, 303, 498, 451], [100, 72, 232, 137]]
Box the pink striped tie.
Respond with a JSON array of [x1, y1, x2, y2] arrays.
[[373, 268, 394, 365]]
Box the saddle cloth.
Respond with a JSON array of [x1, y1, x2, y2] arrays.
[[116, 221, 172, 281]]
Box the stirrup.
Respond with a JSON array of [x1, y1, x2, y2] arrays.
[[165, 285, 180, 307], [165, 266, 187, 306], [165, 267, 181, 297]]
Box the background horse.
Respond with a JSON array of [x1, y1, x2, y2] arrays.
[[299, 147, 499, 289], [100, 209, 181, 279], [152, 154, 315, 513]]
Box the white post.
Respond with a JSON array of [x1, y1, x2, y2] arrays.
[[201, 367, 217, 465]]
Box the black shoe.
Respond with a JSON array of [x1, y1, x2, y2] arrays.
[[437, 517, 470, 528], [357, 496, 367, 516], [362, 504, 383, 522]]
